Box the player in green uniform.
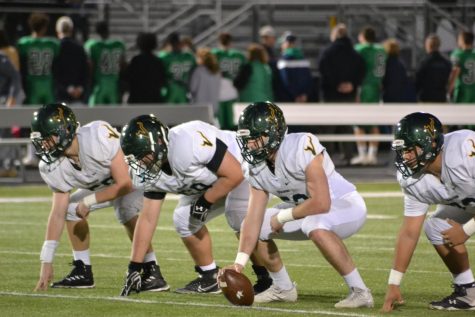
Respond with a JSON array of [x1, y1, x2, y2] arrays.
[[352, 27, 387, 166], [84, 21, 126, 106], [158, 33, 196, 104], [449, 31, 475, 103], [211, 33, 246, 129], [18, 12, 59, 105]]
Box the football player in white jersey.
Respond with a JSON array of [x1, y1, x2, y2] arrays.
[[221, 101, 373, 308], [31, 103, 167, 292], [382, 112, 475, 312], [119, 114, 272, 296]]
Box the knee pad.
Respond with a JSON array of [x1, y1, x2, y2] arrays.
[[424, 216, 450, 245]]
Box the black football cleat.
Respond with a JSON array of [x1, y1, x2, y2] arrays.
[[51, 260, 95, 288], [141, 261, 170, 292], [175, 266, 221, 294], [429, 283, 475, 310]]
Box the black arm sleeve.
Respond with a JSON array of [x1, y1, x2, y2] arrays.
[[144, 191, 167, 200], [206, 138, 227, 173]]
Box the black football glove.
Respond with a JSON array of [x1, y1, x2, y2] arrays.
[[190, 194, 212, 222], [120, 270, 142, 296]]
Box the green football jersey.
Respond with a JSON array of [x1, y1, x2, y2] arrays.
[[84, 38, 125, 106], [158, 50, 196, 103], [17, 36, 60, 105], [450, 48, 475, 103], [355, 43, 386, 103], [211, 48, 246, 80]]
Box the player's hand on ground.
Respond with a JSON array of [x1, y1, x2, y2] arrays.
[[442, 219, 468, 247], [120, 270, 141, 296], [34, 262, 53, 291], [381, 284, 404, 313], [76, 201, 90, 219], [270, 214, 284, 233]]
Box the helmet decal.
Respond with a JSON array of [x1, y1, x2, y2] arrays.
[[424, 117, 436, 138]]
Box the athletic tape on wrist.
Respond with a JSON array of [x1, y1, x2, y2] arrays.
[[234, 252, 250, 267], [40, 240, 59, 263], [463, 218, 475, 237], [277, 208, 295, 224], [82, 194, 97, 208], [388, 269, 404, 286]]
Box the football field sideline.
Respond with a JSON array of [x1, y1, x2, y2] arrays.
[[0, 291, 378, 317]]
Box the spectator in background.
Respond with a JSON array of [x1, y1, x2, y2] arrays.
[[0, 29, 20, 71], [382, 39, 411, 103], [18, 12, 59, 106], [449, 31, 475, 104], [123, 32, 166, 104], [158, 32, 196, 104], [0, 50, 22, 177], [416, 34, 452, 102], [84, 21, 126, 106], [259, 25, 284, 102], [54, 16, 88, 104], [189, 47, 221, 121], [352, 26, 387, 166], [211, 32, 245, 129], [180, 35, 195, 54], [318, 23, 365, 165], [233, 43, 273, 103], [277, 31, 313, 102]]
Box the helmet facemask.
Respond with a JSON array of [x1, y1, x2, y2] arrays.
[[236, 101, 287, 166], [121, 116, 169, 182], [236, 129, 274, 165], [392, 113, 443, 179], [30, 104, 78, 164]]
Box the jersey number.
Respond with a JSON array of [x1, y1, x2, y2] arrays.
[[279, 193, 308, 205], [28, 48, 54, 76]]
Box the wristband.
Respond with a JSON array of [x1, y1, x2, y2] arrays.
[[40, 240, 59, 263], [234, 252, 250, 267], [82, 194, 97, 208], [388, 269, 404, 286], [277, 208, 295, 224], [463, 218, 475, 237]]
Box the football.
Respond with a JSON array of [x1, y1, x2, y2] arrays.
[[218, 269, 254, 306]]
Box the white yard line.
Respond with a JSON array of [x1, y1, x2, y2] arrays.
[[0, 291, 377, 317], [0, 191, 403, 204]]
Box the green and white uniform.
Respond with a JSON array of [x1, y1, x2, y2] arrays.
[[17, 36, 59, 105], [158, 50, 196, 104], [355, 43, 386, 103], [84, 38, 125, 106], [450, 48, 475, 103], [211, 48, 246, 129]]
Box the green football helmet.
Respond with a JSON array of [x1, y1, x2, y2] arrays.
[[120, 114, 169, 181], [236, 101, 287, 165], [392, 112, 444, 179], [30, 103, 79, 164]]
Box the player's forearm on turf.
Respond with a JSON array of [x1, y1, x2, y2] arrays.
[[238, 217, 261, 257], [45, 192, 69, 241], [131, 217, 155, 262], [392, 222, 422, 272]]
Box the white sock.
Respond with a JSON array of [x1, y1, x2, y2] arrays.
[[200, 261, 217, 271], [357, 144, 367, 157], [368, 145, 378, 158], [343, 268, 367, 290], [143, 252, 157, 264], [453, 269, 475, 285], [269, 265, 293, 290], [73, 249, 91, 265]]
